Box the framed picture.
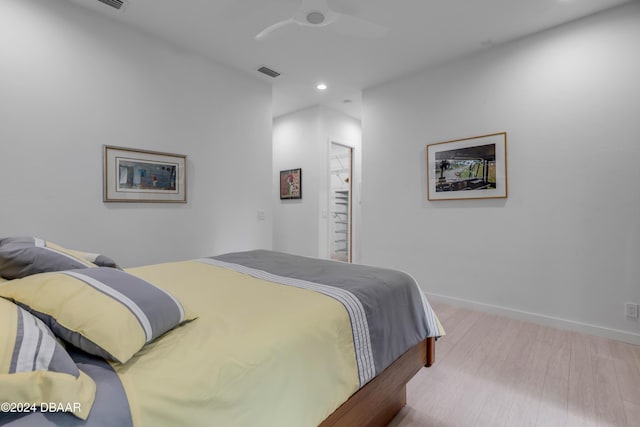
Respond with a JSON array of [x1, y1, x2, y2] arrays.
[[103, 145, 187, 203], [426, 132, 507, 201], [280, 168, 302, 200]]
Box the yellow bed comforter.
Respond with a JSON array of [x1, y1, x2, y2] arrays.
[[119, 260, 359, 427]]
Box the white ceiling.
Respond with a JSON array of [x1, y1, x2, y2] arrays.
[[66, 0, 630, 119]]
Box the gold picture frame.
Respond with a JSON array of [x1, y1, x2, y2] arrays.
[[426, 132, 507, 201], [103, 145, 187, 203]]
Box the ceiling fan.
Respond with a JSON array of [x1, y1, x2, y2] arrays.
[[255, 0, 387, 40]]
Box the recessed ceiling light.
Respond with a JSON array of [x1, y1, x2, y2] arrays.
[[316, 83, 328, 91]]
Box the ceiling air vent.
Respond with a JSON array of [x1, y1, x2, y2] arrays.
[[257, 66, 281, 78], [97, 0, 127, 10]]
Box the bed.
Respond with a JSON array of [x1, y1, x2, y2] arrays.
[[0, 238, 443, 427]]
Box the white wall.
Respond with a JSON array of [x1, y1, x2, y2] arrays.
[[362, 3, 640, 343], [273, 106, 361, 261], [0, 0, 272, 267]]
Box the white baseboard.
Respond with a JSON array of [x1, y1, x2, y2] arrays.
[[425, 292, 640, 346]]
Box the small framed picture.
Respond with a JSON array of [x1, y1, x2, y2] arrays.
[[103, 145, 187, 203], [280, 168, 302, 200], [426, 132, 507, 201]]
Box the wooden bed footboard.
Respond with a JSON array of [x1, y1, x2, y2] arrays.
[[319, 337, 435, 427]]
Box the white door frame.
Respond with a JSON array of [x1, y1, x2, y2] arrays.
[[327, 139, 357, 263]]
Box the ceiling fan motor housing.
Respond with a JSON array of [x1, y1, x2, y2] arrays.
[[306, 11, 325, 25]]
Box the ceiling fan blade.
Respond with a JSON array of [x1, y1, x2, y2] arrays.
[[331, 13, 388, 38], [255, 0, 385, 40], [301, 0, 329, 13], [255, 18, 295, 40]]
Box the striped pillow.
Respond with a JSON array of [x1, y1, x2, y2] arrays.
[[81, 253, 120, 269], [0, 297, 96, 420], [0, 237, 97, 279], [58, 247, 121, 269], [0, 267, 195, 363]]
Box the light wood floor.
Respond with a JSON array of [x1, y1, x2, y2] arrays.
[[389, 303, 640, 427]]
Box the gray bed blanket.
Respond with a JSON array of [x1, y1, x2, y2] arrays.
[[204, 249, 441, 387]]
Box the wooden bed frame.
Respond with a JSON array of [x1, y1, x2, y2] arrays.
[[319, 336, 436, 427]]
